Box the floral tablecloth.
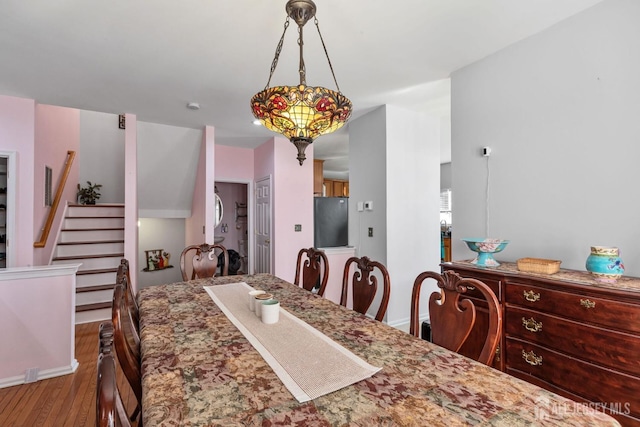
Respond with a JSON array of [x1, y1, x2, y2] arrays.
[[139, 274, 620, 426]]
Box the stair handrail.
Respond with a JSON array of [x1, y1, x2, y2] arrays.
[[34, 150, 76, 248]]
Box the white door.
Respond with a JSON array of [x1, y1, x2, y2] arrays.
[[255, 176, 272, 274]]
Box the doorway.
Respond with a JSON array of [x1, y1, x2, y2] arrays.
[[0, 152, 15, 268], [214, 181, 250, 274]]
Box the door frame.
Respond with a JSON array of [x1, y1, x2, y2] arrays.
[[214, 178, 254, 275], [0, 151, 16, 268], [255, 175, 273, 274]]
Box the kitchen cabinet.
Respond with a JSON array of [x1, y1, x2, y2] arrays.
[[313, 160, 324, 196], [442, 236, 451, 262], [323, 179, 349, 197], [442, 261, 640, 426]]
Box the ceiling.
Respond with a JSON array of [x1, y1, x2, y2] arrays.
[[0, 0, 604, 175]]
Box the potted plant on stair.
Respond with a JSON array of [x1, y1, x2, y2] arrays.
[[76, 181, 102, 205]]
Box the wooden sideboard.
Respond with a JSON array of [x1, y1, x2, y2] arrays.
[[442, 261, 640, 426]]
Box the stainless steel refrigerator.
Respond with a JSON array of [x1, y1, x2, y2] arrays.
[[314, 197, 348, 247]]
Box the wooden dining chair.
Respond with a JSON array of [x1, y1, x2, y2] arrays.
[[117, 259, 139, 332], [96, 350, 132, 427], [180, 243, 229, 280], [294, 247, 329, 296], [410, 270, 502, 366], [340, 256, 391, 322], [112, 284, 142, 424]]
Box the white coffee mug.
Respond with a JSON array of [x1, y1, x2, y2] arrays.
[[254, 293, 273, 318], [248, 290, 265, 311], [261, 299, 280, 325]]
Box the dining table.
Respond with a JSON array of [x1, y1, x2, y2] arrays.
[[138, 273, 621, 426]]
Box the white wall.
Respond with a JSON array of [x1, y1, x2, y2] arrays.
[[137, 218, 185, 288], [137, 122, 202, 218], [349, 105, 441, 325], [79, 110, 124, 203], [451, 0, 640, 275]]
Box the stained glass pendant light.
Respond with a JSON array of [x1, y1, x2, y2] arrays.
[[251, 0, 352, 165]]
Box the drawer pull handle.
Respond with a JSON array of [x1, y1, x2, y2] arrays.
[[522, 350, 543, 366], [522, 317, 543, 332], [523, 290, 541, 302], [580, 299, 596, 309], [466, 286, 476, 291]]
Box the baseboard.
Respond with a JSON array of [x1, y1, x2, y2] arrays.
[[0, 359, 79, 389]]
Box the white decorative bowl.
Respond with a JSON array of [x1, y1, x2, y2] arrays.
[[461, 238, 510, 267]]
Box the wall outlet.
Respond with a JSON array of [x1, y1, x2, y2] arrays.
[[25, 367, 39, 383], [368, 227, 373, 237], [482, 146, 492, 157], [364, 201, 373, 211], [294, 224, 302, 232]]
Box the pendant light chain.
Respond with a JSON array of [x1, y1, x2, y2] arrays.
[[298, 25, 306, 85], [265, 18, 290, 89], [314, 17, 341, 93]]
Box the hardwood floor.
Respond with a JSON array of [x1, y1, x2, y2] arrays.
[[0, 322, 139, 427]]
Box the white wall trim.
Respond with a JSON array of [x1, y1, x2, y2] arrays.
[[0, 263, 81, 280], [0, 359, 79, 389]]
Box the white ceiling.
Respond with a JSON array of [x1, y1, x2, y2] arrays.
[[0, 0, 604, 174]]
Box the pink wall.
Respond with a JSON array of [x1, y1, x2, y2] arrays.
[[256, 137, 314, 280], [0, 95, 36, 267], [33, 104, 80, 266], [186, 126, 214, 248], [0, 265, 79, 387], [123, 114, 139, 291], [215, 144, 254, 180]]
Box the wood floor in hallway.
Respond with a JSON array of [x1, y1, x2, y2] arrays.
[[0, 321, 139, 427]]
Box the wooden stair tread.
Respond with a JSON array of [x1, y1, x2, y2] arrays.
[[76, 267, 118, 276], [76, 301, 111, 312], [53, 253, 124, 261], [69, 203, 124, 207], [76, 284, 115, 293], [63, 216, 125, 219], [57, 239, 124, 246], [61, 227, 125, 231]]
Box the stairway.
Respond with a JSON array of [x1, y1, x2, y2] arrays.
[[51, 204, 125, 324]]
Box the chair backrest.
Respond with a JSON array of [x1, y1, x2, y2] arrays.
[[340, 256, 391, 322], [410, 270, 502, 366], [294, 247, 329, 296], [117, 259, 139, 331], [111, 284, 142, 421], [96, 351, 132, 427], [180, 243, 229, 280]]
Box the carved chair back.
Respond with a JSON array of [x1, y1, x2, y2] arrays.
[[340, 256, 391, 322], [294, 247, 329, 296], [180, 243, 229, 280], [112, 283, 142, 423], [410, 270, 502, 366], [96, 351, 132, 427]]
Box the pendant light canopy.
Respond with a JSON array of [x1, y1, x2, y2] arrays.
[[250, 0, 352, 165]]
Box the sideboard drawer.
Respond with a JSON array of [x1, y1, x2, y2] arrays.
[[505, 281, 640, 334], [505, 305, 640, 376], [506, 338, 640, 423]]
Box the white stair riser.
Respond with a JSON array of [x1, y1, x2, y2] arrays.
[[53, 257, 121, 271], [59, 228, 124, 243], [64, 217, 124, 230], [55, 242, 124, 258], [76, 289, 113, 306], [67, 206, 124, 217], [76, 272, 116, 288], [75, 308, 111, 324]]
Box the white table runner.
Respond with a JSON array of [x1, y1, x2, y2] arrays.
[[204, 282, 381, 402]]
